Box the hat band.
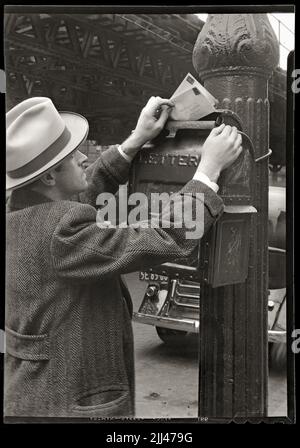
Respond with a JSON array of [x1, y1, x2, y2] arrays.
[[7, 126, 72, 179]]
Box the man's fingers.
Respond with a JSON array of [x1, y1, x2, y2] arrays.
[[156, 106, 170, 126], [235, 145, 243, 159], [230, 126, 238, 138], [155, 98, 174, 108], [231, 134, 242, 151], [234, 133, 242, 147], [222, 125, 233, 136], [228, 127, 238, 144], [211, 123, 225, 135], [148, 96, 174, 110]]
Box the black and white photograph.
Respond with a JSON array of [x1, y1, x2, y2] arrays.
[[2, 5, 295, 425]]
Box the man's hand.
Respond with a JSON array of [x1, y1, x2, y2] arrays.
[[120, 97, 174, 160], [133, 96, 174, 146], [196, 124, 243, 183]]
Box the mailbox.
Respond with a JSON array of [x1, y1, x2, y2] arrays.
[[129, 110, 257, 287]]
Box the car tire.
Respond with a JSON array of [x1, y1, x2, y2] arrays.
[[156, 326, 188, 345]]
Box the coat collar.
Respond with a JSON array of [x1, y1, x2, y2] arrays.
[[7, 188, 53, 212]]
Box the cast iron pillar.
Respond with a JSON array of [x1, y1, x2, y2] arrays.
[[193, 14, 279, 418]]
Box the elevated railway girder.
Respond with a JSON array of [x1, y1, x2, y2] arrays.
[[4, 12, 286, 166]]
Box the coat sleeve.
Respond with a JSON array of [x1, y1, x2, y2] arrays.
[[51, 180, 224, 283], [77, 145, 131, 206]]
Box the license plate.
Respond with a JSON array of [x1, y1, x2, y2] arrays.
[[139, 271, 169, 282]]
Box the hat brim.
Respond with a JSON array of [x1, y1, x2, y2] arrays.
[[6, 112, 89, 191]]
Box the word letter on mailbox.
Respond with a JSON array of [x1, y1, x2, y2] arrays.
[[129, 111, 257, 288]]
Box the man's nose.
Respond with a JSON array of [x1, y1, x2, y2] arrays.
[[76, 150, 88, 167]]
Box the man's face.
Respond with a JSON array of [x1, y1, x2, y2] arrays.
[[53, 149, 89, 197]]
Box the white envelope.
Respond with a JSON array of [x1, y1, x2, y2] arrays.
[[171, 72, 217, 107], [170, 85, 216, 121]]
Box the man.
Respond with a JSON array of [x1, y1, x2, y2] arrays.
[[5, 96, 242, 418]]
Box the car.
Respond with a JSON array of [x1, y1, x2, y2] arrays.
[[134, 185, 286, 370]]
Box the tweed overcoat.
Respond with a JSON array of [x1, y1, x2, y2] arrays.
[[5, 145, 224, 419]]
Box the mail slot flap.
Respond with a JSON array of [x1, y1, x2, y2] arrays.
[[165, 120, 216, 138], [163, 110, 244, 135], [223, 205, 257, 214]]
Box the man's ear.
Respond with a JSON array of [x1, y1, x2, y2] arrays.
[[40, 170, 56, 187]]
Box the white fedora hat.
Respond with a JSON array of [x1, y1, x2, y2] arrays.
[[6, 97, 89, 191]]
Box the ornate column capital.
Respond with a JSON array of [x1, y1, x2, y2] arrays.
[[193, 14, 279, 79]]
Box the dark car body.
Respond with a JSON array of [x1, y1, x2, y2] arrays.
[[134, 186, 286, 349]]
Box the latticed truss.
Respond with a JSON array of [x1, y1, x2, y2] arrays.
[[4, 11, 286, 151], [5, 13, 203, 142]]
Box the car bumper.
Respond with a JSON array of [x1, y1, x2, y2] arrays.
[[133, 312, 286, 343]]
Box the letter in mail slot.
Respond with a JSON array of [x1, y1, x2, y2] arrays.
[[128, 113, 257, 286]]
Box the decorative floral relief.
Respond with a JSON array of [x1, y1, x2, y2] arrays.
[[193, 14, 279, 73]]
